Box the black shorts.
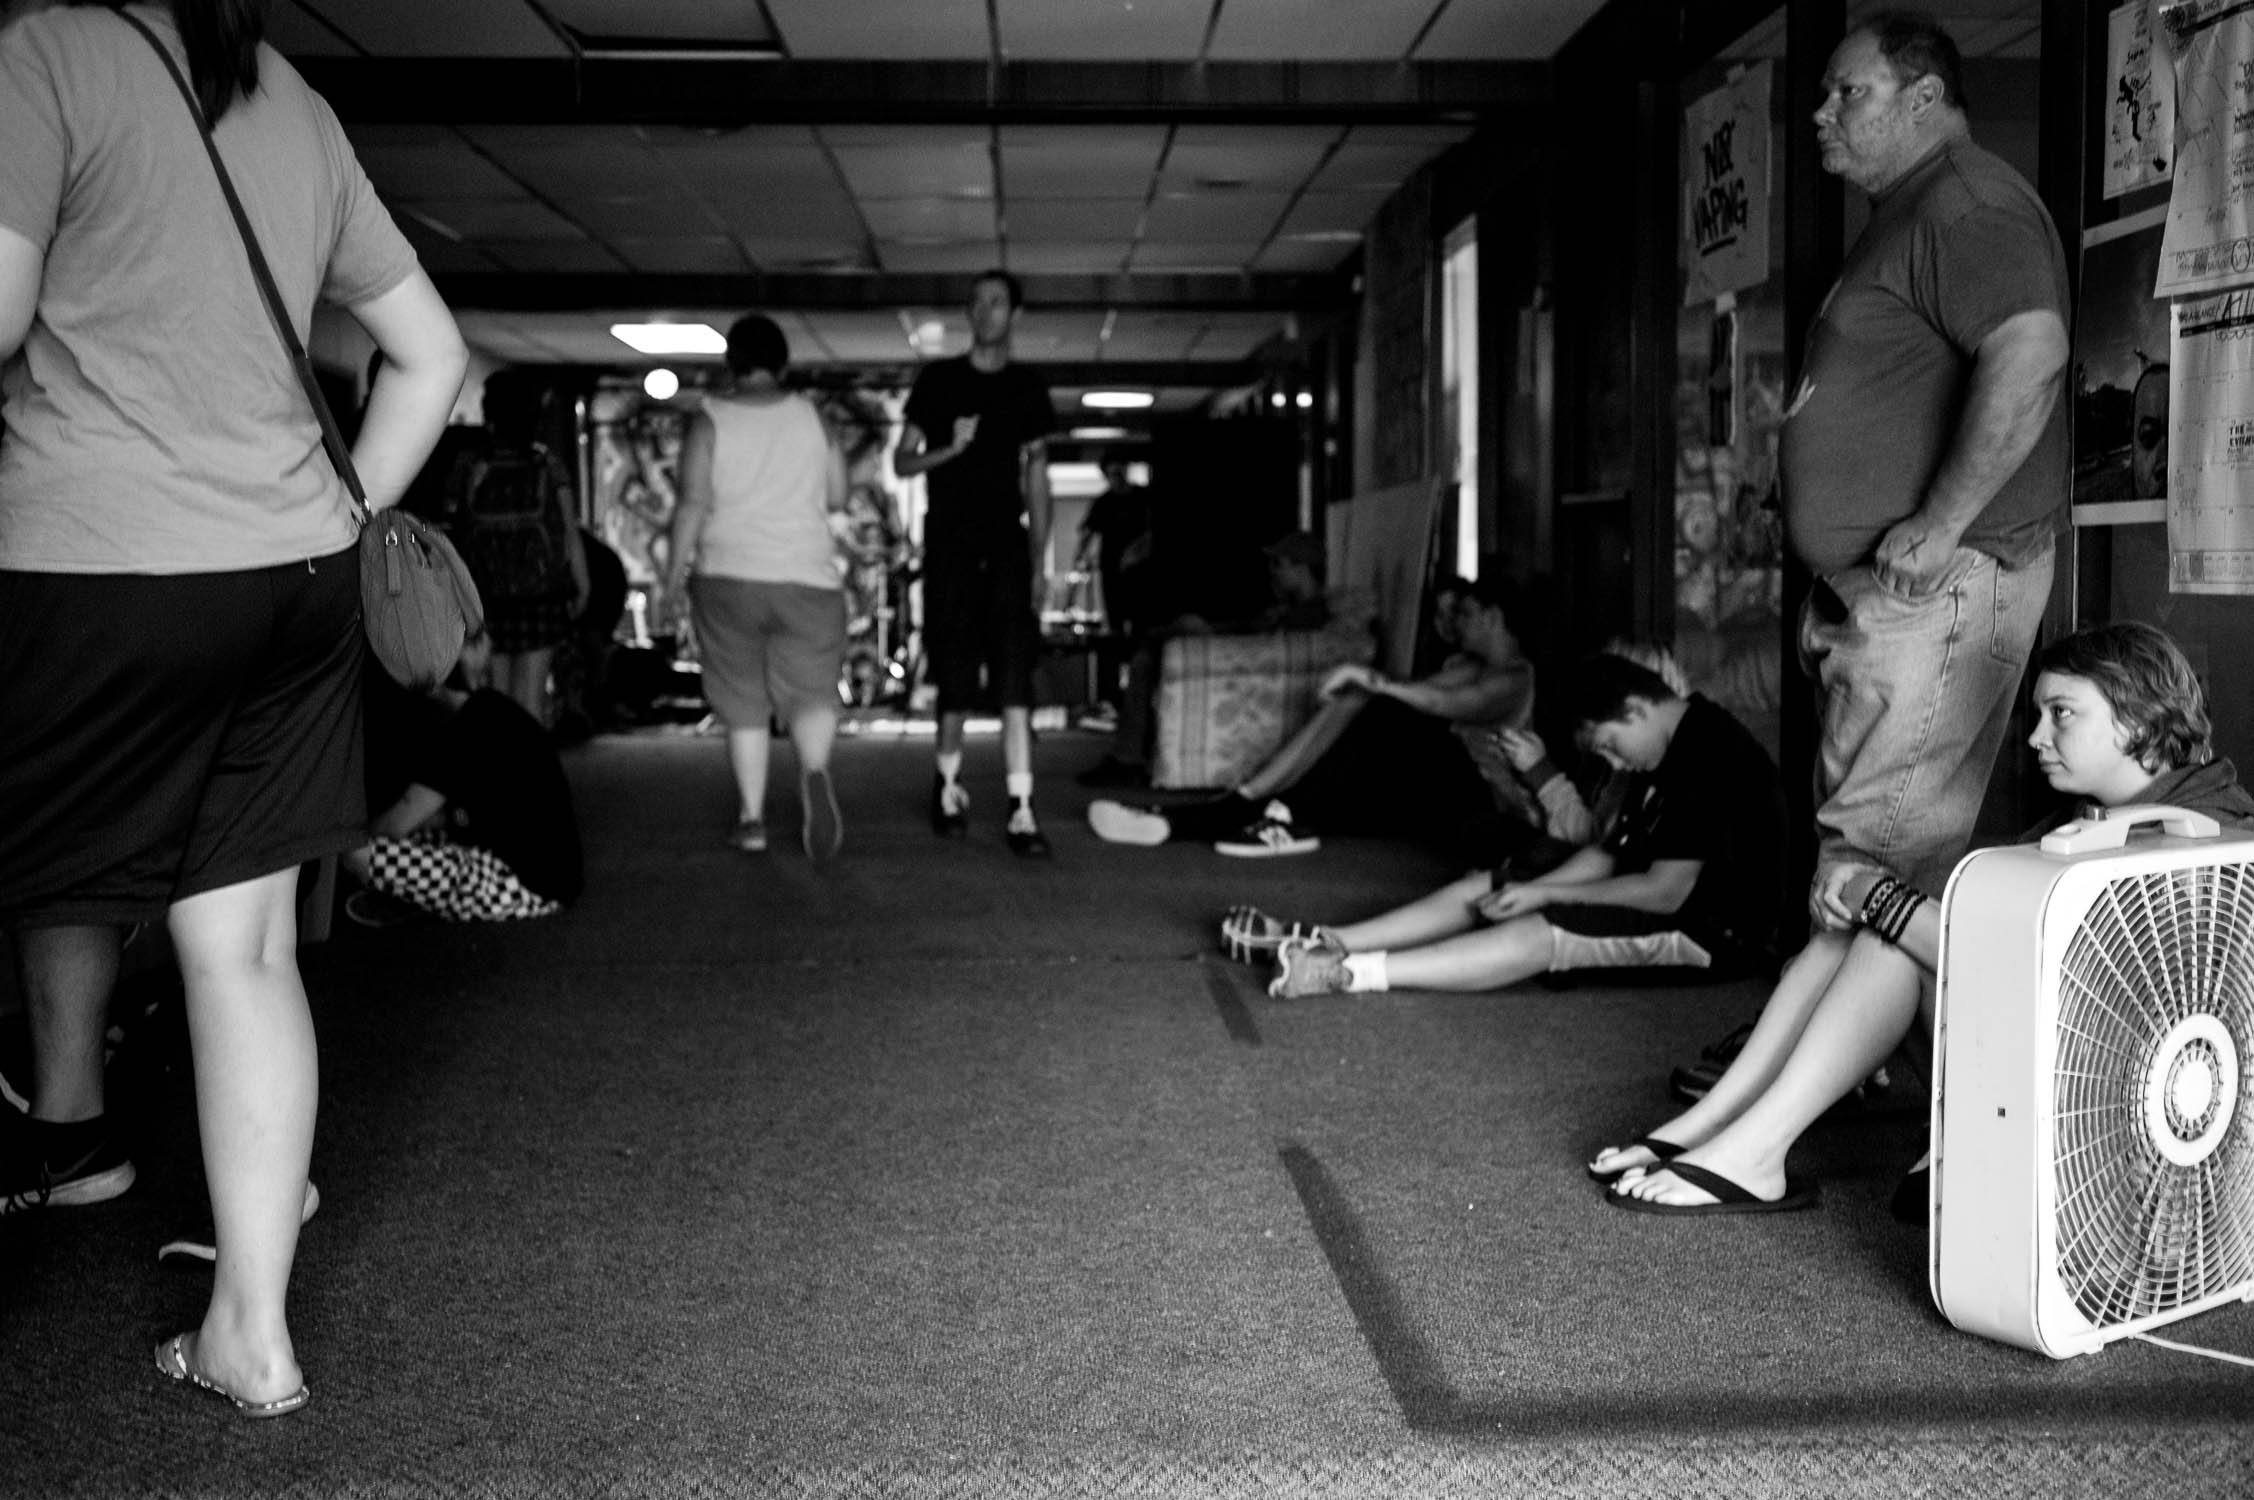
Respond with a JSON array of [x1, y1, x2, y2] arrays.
[[921, 540, 1037, 716], [0, 547, 368, 927]]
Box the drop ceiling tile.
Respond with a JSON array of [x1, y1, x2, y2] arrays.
[[1001, 242, 1134, 274], [1274, 190, 1390, 237], [996, 0, 1210, 59], [863, 198, 1000, 241], [612, 237, 749, 274], [1158, 128, 1342, 193], [1206, 0, 1431, 60], [296, 0, 569, 58], [1011, 312, 1108, 359], [398, 199, 591, 243], [267, 4, 356, 56], [1309, 139, 1458, 194], [766, 0, 990, 59], [1142, 192, 1291, 242], [711, 196, 870, 242], [1094, 316, 1197, 360], [1005, 199, 1146, 241], [1253, 239, 1356, 272], [1129, 243, 1258, 273], [541, 0, 778, 45], [1413, 0, 1600, 59], [353, 141, 529, 201], [556, 193, 730, 238], [877, 242, 1007, 273], [796, 312, 925, 362], [999, 126, 1169, 199], [740, 238, 872, 271], [481, 239, 633, 274], [830, 140, 995, 201], [459, 128, 668, 197]]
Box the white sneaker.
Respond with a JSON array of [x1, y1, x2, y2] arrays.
[[1088, 799, 1171, 846], [1215, 801, 1320, 858]]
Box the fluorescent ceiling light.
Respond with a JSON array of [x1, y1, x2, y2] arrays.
[[611, 323, 726, 356], [1070, 426, 1132, 440], [1082, 391, 1155, 410]]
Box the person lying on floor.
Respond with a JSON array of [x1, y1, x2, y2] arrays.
[[1086, 573, 1533, 858], [345, 633, 584, 924], [1601, 622, 2254, 1215], [1253, 653, 1784, 999]]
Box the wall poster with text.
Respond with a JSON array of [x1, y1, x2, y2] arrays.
[[1682, 63, 1772, 307], [2106, 1, 2175, 198], [2169, 289, 2254, 592], [2156, 1, 2254, 295]]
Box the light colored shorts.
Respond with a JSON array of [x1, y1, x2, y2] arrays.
[[690, 576, 847, 728]]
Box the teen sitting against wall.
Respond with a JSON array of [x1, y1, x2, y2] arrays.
[[1086, 573, 1533, 859], [1602, 622, 2254, 1215], [1244, 654, 1784, 1001]]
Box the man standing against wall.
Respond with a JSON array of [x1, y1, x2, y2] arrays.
[[1786, 10, 2068, 924], [897, 270, 1057, 856]]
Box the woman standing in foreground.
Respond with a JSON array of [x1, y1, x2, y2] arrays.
[[0, 0, 465, 1414]]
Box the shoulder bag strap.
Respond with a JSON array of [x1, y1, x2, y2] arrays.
[[111, 5, 369, 522]]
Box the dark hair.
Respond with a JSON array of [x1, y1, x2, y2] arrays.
[[1562, 653, 1680, 730], [1454, 573, 1524, 639], [725, 313, 789, 377], [479, 367, 543, 443], [972, 268, 1025, 311], [2033, 622, 2212, 772], [80, 0, 268, 123], [1856, 10, 1967, 111]]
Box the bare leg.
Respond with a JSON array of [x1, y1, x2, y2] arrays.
[[1329, 871, 1493, 953], [1620, 931, 1923, 1206], [1589, 930, 1855, 1175], [787, 701, 838, 777], [167, 869, 315, 1406], [727, 725, 773, 822], [936, 709, 967, 762], [1002, 705, 1032, 781], [1238, 692, 1366, 801], [1370, 915, 1556, 993], [492, 647, 555, 726], [15, 924, 121, 1123]]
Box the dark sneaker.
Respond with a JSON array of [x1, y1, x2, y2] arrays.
[[931, 776, 970, 837], [1214, 801, 1320, 858], [1005, 805, 1052, 858], [802, 769, 843, 863], [1, 1114, 136, 1214], [728, 817, 768, 854], [1668, 1020, 1754, 1104]]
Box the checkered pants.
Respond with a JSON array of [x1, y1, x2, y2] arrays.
[[365, 829, 560, 922]]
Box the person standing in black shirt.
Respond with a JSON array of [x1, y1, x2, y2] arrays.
[[897, 270, 1056, 856]]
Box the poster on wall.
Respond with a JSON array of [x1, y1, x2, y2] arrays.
[[1681, 62, 1771, 306], [2155, 1, 2254, 295], [2106, 1, 2175, 198], [2074, 208, 2172, 505], [2167, 288, 2254, 593]]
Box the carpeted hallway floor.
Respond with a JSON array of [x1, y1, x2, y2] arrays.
[[3, 725, 2250, 1498]]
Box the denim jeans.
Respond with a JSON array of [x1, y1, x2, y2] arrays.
[[1798, 541, 2053, 898]]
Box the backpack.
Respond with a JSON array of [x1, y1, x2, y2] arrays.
[[457, 447, 567, 603]]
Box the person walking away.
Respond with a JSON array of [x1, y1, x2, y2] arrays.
[[0, 0, 466, 1414], [666, 313, 849, 861]]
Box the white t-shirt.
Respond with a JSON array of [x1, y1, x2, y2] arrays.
[[0, 5, 419, 572], [693, 392, 839, 591]]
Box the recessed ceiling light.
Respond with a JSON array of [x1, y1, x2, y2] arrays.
[[1082, 391, 1155, 410], [611, 323, 726, 356], [644, 368, 681, 400]]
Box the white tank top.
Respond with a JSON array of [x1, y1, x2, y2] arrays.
[[693, 393, 839, 590]]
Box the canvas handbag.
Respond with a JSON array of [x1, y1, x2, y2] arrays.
[[117, 6, 483, 691]]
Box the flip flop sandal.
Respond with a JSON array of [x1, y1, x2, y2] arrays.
[[1585, 1134, 1687, 1182], [1605, 1161, 1819, 1216], [155, 1334, 310, 1419]]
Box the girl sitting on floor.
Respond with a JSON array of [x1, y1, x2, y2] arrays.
[[1599, 621, 2254, 1214]]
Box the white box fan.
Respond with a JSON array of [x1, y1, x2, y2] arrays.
[[1931, 803, 2254, 1358]]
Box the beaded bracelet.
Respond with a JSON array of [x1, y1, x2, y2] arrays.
[[1857, 875, 1925, 944]]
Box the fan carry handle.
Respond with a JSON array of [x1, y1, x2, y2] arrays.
[[2038, 803, 2221, 856]]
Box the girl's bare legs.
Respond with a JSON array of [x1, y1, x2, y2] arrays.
[[1618, 930, 1922, 1205], [1328, 871, 1494, 953], [167, 869, 315, 1405], [493, 647, 555, 727], [1589, 929, 1855, 1174], [728, 725, 772, 823], [1365, 914, 1556, 992]]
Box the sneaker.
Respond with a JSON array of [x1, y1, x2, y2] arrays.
[[931, 776, 970, 837], [1215, 801, 1320, 858], [159, 1180, 323, 1268], [1668, 1019, 1754, 1104], [1, 1114, 136, 1214], [802, 769, 843, 863], [1005, 803, 1052, 858], [1219, 906, 1341, 964], [729, 817, 768, 854], [1088, 799, 1171, 846], [1269, 935, 1351, 999]]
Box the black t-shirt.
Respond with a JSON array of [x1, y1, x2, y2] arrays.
[[1601, 695, 1784, 952], [902, 356, 1053, 550], [412, 690, 583, 903]]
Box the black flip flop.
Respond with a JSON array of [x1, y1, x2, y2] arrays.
[[1606, 1160, 1819, 1215], [1584, 1135, 1687, 1182]]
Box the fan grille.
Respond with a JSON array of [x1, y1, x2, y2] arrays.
[[2053, 860, 2254, 1327]]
